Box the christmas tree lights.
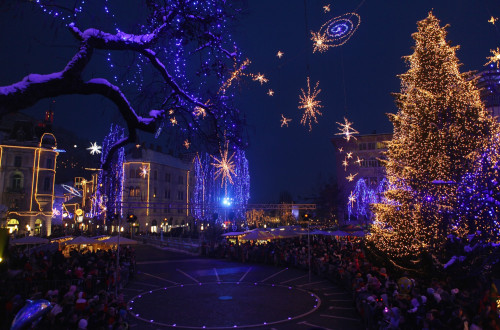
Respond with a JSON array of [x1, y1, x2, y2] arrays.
[[368, 12, 499, 266]]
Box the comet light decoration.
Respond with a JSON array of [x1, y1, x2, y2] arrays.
[[281, 114, 292, 127], [277, 51, 284, 58], [346, 173, 358, 182], [193, 150, 250, 226], [489, 16, 498, 25], [299, 77, 323, 131], [336, 117, 359, 141], [311, 12, 361, 53], [87, 142, 102, 155], [184, 139, 191, 149], [485, 47, 500, 68], [323, 4, 331, 13], [211, 141, 237, 188], [267, 89, 275, 96], [348, 178, 388, 221], [95, 124, 125, 220]]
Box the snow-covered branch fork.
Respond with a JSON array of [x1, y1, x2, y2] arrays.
[[0, 19, 206, 169]]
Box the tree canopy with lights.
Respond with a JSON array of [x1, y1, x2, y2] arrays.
[[0, 0, 247, 168], [368, 12, 499, 268]]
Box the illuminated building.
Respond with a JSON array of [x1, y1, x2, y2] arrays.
[[332, 132, 392, 221], [477, 64, 500, 120], [122, 147, 195, 234], [0, 118, 58, 236]]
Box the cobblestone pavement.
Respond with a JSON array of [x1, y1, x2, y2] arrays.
[[124, 244, 363, 330]]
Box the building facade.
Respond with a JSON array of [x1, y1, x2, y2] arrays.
[[0, 130, 58, 236], [121, 148, 195, 234], [332, 133, 392, 221]]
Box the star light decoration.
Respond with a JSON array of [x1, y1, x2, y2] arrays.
[[355, 156, 363, 166], [348, 191, 356, 208], [267, 89, 274, 96], [253, 73, 269, 85], [87, 142, 102, 155], [184, 139, 191, 149], [342, 158, 349, 170], [139, 165, 149, 178], [299, 77, 323, 131], [281, 114, 292, 127], [170, 117, 178, 125], [211, 142, 236, 188], [323, 4, 331, 13], [489, 16, 498, 25], [277, 51, 284, 58], [346, 151, 353, 159], [193, 106, 206, 118], [485, 47, 500, 68], [338, 147, 344, 153], [336, 117, 359, 141]]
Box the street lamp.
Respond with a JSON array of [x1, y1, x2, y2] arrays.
[[222, 197, 233, 230]]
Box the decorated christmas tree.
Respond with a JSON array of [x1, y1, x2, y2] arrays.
[[368, 12, 498, 267]]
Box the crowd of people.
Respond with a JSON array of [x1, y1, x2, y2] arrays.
[[0, 243, 136, 329], [203, 235, 500, 329]]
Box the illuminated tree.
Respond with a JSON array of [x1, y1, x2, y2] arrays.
[[458, 136, 500, 240], [368, 12, 499, 267], [0, 1, 246, 168]]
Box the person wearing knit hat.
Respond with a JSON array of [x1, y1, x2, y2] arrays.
[[78, 318, 88, 329]]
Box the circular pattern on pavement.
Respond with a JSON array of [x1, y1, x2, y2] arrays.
[[128, 282, 321, 329]]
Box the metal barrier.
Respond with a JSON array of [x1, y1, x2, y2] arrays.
[[139, 235, 201, 254]]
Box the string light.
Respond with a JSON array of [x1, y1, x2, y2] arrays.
[[87, 142, 102, 155], [338, 147, 344, 153], [193, 106, 207, 118], [280, 114, 292, 127], [298, 77, 323, 131], [346, 152, 353, 159], [170, 117, 178, 126], [355, 156, 363, 165], [336, 117, 359, 141], [348, 191, 356, 208], [485, 47, 500, 68]]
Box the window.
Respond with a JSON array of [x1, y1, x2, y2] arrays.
[[178, 175, 183, 184], [164, 189, 170, 199], [165, 173, 171, 182], [129, 187, 141, 197], [129, 169, 135, 178], [14, 156, 22, 167], [12, 173, 22, 190], [177, 208, 183, 214], [154, 170, 158, 180], [177, 191, 184, 200], [46, 158, 53, 169], [358, 143, 366, 151], [367, 142, 376, 150], [164, 206, 170, 214], [43, 177, 51, 191]]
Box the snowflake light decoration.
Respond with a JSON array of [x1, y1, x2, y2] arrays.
[[336, 117, 359, 141], [323, 4, 331, 13], [311, 31, 330, 53], [355, 156, 363, 166], [489, 16, 498, 25], [252, 73, 268, 85], [184, 139, 191, 149], [347, 173, 358, 182], [346, 152, 353, 159], [299, 77, 323, 131], [211, 142, 236, 188], [338, 147, 344, 153], [87, 142, 102, 155], [280, 114, 292, 127], [139, 165, 149, 178], [485, 47, 500, 68], [277, 51, 284, 58], [267, 89, 275, 96]]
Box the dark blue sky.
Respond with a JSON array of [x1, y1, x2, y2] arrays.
[[1, 1, 500, 203]]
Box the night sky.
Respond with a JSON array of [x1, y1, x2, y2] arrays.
[[1, 1, 500, 203]]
